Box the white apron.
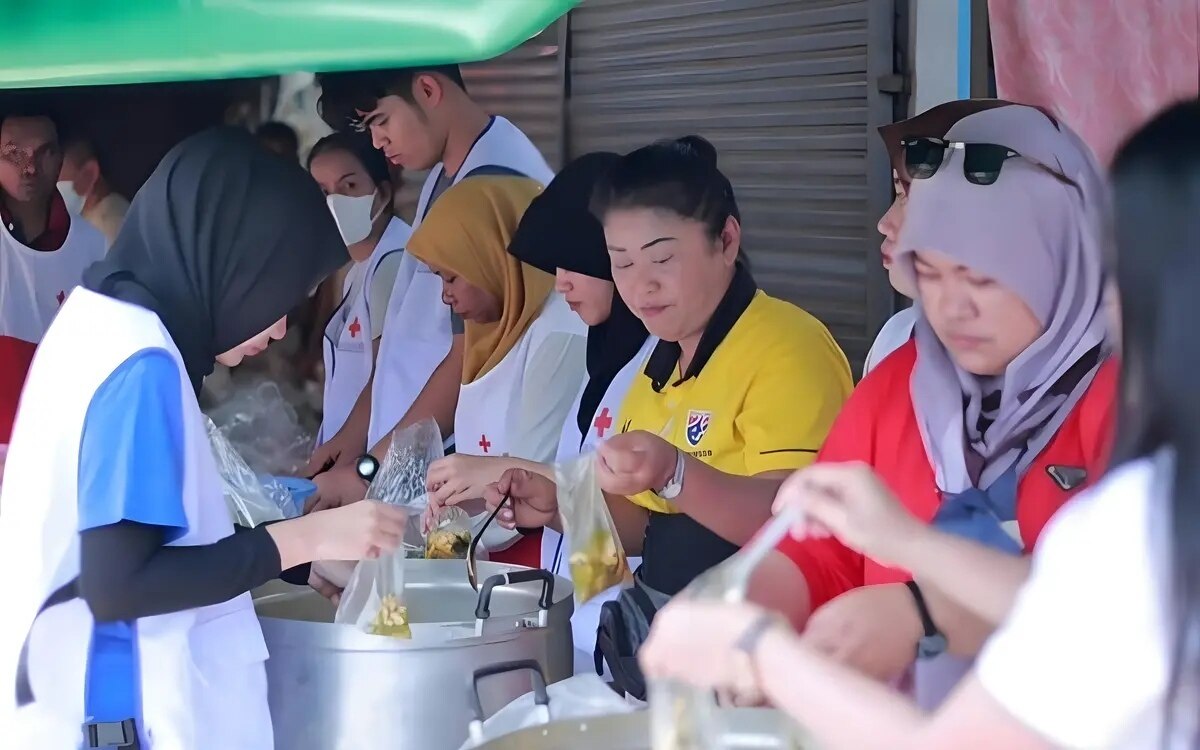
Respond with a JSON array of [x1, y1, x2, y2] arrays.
[[369, 116, 554, 448], [0, 289, 272, 749], [453, 293, 582, 462], [542, 336, 656, 675], [318, 218, 411, 445]]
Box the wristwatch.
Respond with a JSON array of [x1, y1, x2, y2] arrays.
[[905, 580, 947, 659], [654, 448, 686, 500], [354, 454, 380, 485]]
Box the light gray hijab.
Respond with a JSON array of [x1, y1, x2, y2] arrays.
[[893, 105, 1110, 493]]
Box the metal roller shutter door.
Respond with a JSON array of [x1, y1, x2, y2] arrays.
[[568, 0, 895, 371], [396, 23, 565, 219]]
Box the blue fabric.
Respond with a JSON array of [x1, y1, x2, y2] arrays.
[[77, 347, 190, 734], [931, 467, 1023, 555], [77, 348, 189, 538]]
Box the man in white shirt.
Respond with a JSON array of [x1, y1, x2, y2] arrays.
[[57, 134, 129, 247], [1, 102, 107, 463]]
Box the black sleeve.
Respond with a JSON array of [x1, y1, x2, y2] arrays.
[[79, 521, 283, 623]]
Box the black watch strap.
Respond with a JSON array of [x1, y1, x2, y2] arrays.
[[905, 580, 947, 659], [355, 454, 379, 484]]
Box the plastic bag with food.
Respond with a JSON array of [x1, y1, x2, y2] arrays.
[[333, 419, 444, 636], [555, 451, 632, 603], [206, 416, 297, 527], [424, 505, 473, 559]]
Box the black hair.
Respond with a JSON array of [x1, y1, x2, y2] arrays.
[[315, 65, 466, 131], [307, 131, 392, 188], [1109, 98, 1200, 749], [255, 121, 299, 156], [591, 135, 739, 234], [0, 91, 62, 140]]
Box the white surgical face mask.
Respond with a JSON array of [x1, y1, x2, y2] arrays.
[[57, 180, 86, 215], [327, 191, 383, 246]]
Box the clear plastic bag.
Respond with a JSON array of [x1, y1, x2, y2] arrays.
[[555, 452, 632, 603], [334, 419, 444, 637], [206, 416, 296, 527], [424, 505, 473, 560], [204, 378, 315, 476]]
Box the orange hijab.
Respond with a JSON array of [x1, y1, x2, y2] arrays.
[[406, 176, 554, 383]]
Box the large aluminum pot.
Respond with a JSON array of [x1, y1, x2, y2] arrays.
[[253, 560, 575, 750], [464, 661, 817, 750]]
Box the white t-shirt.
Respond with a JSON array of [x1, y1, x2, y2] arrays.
[[862, 306, 916, 377], [976, 454, 1198, 749]]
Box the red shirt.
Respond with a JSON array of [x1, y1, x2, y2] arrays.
[[777, 339, 1117, 611]]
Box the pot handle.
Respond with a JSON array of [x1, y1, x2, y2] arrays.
[[468, 659, 551, 724], [474, 569, 555, 620]]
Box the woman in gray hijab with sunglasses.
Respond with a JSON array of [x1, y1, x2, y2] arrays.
[[659, 105, 1116, 707]]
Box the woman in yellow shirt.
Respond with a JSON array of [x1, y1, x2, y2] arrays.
[[487, 136, 852, 694]]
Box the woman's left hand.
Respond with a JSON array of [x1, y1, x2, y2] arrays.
[[425, 453, 495, 506], [640, 599, 785, 694], [596, 430, 678, 497]]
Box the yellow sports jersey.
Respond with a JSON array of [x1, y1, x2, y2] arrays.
[[617, 285, 852, 515]]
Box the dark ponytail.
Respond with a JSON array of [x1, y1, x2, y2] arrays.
[[1109, 100, 1200, 749], [591, 135, 743, 257], [307, 131, 392, 189]]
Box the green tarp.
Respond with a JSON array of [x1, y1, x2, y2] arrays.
[[0, 0, 578, 89]]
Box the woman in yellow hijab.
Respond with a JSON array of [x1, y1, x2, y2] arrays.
[[408, 176, 587, 565]]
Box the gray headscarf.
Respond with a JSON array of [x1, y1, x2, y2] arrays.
[[893, 105, 1110, 493]]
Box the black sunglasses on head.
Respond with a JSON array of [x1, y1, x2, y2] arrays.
[[902, 137, 1079, 190]]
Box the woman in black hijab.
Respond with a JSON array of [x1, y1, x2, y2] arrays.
[[1, 127, 407, 747]]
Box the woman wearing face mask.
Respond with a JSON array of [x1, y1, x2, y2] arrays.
[[483, 136, 854, 695], [641, 99, 1200, 750], [305, 133, 412, 470], [865, 99, 1017, 376], [405, 175, 587, 564], [0, 128, 408, 748], [720, 106, 1113, 707], [422, 152, 655, 669]]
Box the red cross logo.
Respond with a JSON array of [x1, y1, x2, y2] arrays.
[[478, 434, 491, 454], [56, 290, 65, 305], [348, 316, 362, 339], [593, 407, 613, 437]]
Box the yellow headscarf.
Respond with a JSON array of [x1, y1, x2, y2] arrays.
[[406, 176, 554, 383]]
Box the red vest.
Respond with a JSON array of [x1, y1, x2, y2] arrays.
[[779, 339, 1117, 610]]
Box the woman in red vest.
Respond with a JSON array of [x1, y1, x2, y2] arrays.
[[725, 104, 1115, 706]]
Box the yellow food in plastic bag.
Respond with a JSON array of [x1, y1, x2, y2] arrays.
[[569, 529, 630, 602], [425, 528, 471, 560], [368, 594, 412, 638]]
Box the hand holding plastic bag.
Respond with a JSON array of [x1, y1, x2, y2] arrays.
[[206, 416, 296, 527], [334, 419, 444, 637], [555, 452, 632, 603], [647, 506, 805, 750], [424, 505, 473, 559]]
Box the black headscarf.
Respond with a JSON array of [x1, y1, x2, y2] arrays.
[[507, 152, 649, 444], [83, 127, 349, 393]]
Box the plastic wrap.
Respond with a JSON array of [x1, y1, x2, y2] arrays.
[[555, 452, 632, 603], [206, 416, 296, 527], [334, 419, 444, 637], [424, 505, 473, 560], [204, 378, 314, 476]]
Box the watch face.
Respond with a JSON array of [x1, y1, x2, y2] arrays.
[[356, 455, 379, 482]]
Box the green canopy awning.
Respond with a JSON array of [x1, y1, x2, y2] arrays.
[[0, 0, 579, 89]]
